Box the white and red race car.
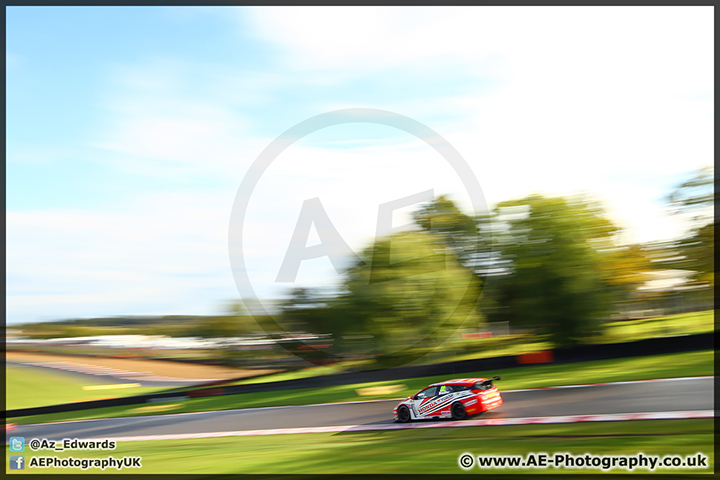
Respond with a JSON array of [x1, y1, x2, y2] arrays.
[[393, 377, 503, 422]]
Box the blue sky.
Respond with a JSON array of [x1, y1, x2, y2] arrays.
[[6, 6, 713, 325]]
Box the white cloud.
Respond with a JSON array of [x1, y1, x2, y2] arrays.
[[94, 97, 253, 179], [90, 60, 294, 183], [5, 191, 240, 324], [242, 6, 713, 248], [243, 6, 712, 203], [246, 7, 511, 75], [247, 7, 711, 89]]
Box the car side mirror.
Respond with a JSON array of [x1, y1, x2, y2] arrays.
[[412, 394, 419, 400]]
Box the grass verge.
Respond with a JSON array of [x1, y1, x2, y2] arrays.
[[416, 309, 715, 365], [5, 419, 713, 474], [10, 349, 713, 425], [598, 310, 715, 344], [5, 364, 162, 411]]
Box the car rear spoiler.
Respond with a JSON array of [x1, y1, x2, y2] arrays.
[[477, 376, 501, 387]]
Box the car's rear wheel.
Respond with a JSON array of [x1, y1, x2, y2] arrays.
[[451, 402, 467, 420], [397, 405, 411, 423]]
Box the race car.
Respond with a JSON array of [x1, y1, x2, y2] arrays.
[[393, 376, 502, 422]]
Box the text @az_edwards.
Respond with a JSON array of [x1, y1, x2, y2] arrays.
[[28, 438, 116, 452]]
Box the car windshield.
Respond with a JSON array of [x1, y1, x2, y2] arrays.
[[416, 386, 438, 399]]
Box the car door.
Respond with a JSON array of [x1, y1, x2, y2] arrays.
[[431, 384, 458, 417], [411, 386, 439, 418]]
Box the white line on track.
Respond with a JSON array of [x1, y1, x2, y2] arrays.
[[500, 375, 714, 393], [100, 410, 714, 442]]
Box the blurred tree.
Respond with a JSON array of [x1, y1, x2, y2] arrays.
[[413, 195, 480, 269], [598, 243, 654, 305], [664, 166, 715, 289], [666, 166, 714, 222], [225, 300, 248, 317], [677, 221, 714, 288], [485, 194, 618, 347], [341, 230, 483, 365], [279, 287, 337, 334], [648, 167, 715, 292], [189, 315, 260, 338]]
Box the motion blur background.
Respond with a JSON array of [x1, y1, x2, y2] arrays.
[[6, 6, 713, 372]]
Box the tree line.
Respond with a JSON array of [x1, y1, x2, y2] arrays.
[[270, 166, 714, 363]]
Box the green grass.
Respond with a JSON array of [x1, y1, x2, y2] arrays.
[[10, 349, 712, 425], [5, 419, 713, 474], [417, 309, 715, 366], [6, 365, 163, 410], [228, 359, 374, 385], [409, 335, 552, 365], [599, 309, 715, 344]]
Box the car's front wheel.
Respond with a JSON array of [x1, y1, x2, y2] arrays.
[[396, 405, 411, 423], [451, 402, 467, 420]]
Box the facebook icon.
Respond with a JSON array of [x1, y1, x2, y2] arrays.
[[10, 455, 25, 470]]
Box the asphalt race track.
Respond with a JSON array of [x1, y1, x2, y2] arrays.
[[8, 377, 713, 441], [7, 361, 200, 388]]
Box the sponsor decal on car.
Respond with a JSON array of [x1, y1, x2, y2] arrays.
[[418, 397, 452, 415]]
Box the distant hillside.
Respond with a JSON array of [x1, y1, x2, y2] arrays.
[[12, 314, 280, 339]]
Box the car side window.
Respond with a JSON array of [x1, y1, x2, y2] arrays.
[[439, 385, 454, 395], [416, 386, 439, 399]]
